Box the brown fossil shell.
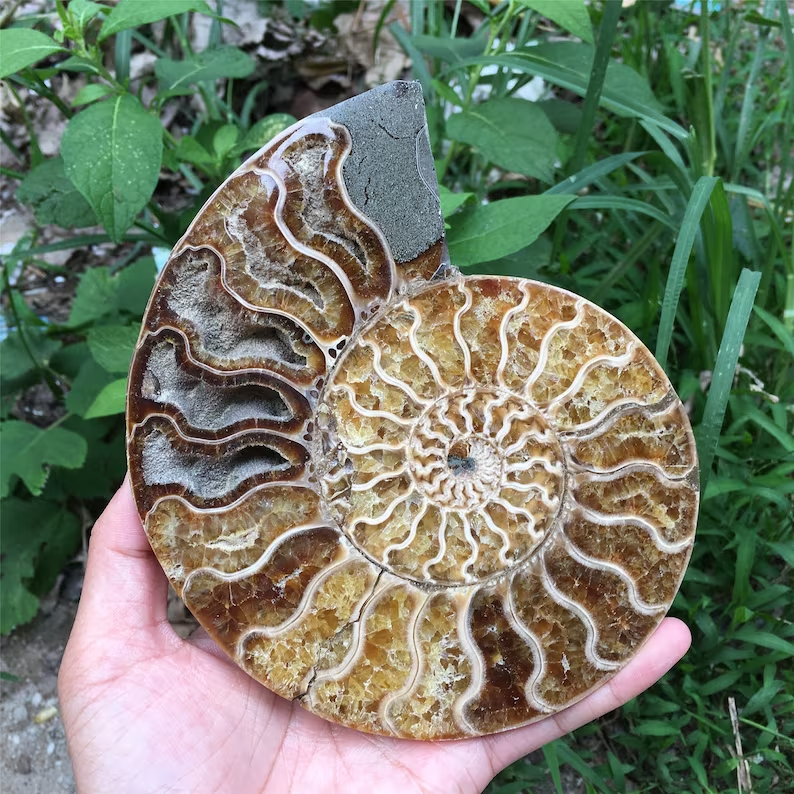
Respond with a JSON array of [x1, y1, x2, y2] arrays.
[[127, 82, 698, 740]]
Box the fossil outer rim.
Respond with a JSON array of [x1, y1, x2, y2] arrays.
[[126, 82, 699, 741]]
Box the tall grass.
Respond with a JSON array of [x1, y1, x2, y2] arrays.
[[401, 1, 793, 790]]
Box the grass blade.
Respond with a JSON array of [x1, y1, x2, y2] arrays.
[[542, 742, 564, 794], [569, 0, 622, 173], [570, 195, 675, 229], [655, 175, 719, 370], [390, 22, 432, 96], [696, 268, 762, 491], [556, 742, 612, 793], [545, 151, 645, 195]]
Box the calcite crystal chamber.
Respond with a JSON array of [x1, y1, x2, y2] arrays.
[[126, 81, 699, 739]]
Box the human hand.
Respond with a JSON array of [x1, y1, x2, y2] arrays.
[[59, 478, 691, 794]]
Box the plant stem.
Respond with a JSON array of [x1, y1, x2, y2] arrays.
[[1, 266, 63, 400]]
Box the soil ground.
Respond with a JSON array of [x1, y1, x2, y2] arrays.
[[0, 583, 79, 793]]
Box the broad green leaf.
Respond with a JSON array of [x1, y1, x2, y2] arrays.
[[65, 359, 116, 417], [175, 135, 215, 167], [72, 83, 115, 106], [537, 98, 582, 135], [0, 29, 65, 80], [117, 257, 157, 315], [61, 94, 163, 241], [0, 329, 61, 382], [68, 0, 107, 32], [49, 417, 125, 500], [516, 0, 594, 43], [446, 98, 558, 182], [438, 185, 474, 219], [87, 324, 139, 373], [84, 378, 128, 418], [67, 259, 156, 326], [16, 157, 97, 228], [0, 421, 87, 498], [461, 43, 686, 139], [213, 124, 239, 159], [98, 0, 214, 41], [238, 113, 297, 154], [68, 267, 117, 327], [0, 499, 79, 634], [155, 46, 255, 96], [448, 195, 573, 267]]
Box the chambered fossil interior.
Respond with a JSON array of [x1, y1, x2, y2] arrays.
[[127, 81, 699, 740]]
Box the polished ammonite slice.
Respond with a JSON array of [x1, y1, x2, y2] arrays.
[[126, 81, 699, 740]]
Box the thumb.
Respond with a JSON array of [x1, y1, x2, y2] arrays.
[[74, 475, 170, 637]]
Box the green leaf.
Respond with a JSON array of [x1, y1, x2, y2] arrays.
[[448, 195, 573, 267], [84, 378, 128, 418], [99, 0, 214, 41], [542, 742, 564, 794], [515, 0, 594, 43], [87, 324, 139, 373], [65, 359, 116, 417], [67, 259, 156, 326], [67, 267, 117, 327], [0, 420, 87, 498], [71, 83, 115, 107], [633, 720, 684, 737], [570, 195, 675, 229], [0, 329, 61, 382], [155, 46, 255, 96], [237, 113, 297, 154], [411, 30, 489, 63], [175, 135, 215, 167], [117, 256, 157, 315], [213, 124, 239, 159], [767, 540, 794, 569], [656, 176, 719, 370], [696, 268, 762, 491], [438, 185, 474, 219], [545, 152, 645, 195], [68, 0, 108, 33], [16, 157, 97, 229], [49, 417, 125, 500], [61, 94, 163, 242], [462, 43, 686, 139], [0, 29, 65, 80], [446, 98, 558, 182], [732, 626, 794, 656], [0, 499, 80, 634]]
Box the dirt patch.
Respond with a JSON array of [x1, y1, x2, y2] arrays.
[[0, 574, 80, 793]]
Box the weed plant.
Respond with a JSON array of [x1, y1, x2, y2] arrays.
[[0, 1, 791, 791]]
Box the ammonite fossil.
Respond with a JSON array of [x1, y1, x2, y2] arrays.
[[127, 81, 699, 739]]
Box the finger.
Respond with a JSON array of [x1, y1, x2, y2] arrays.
[[482, 618, 691, 769], [77, 475, 169, 633]]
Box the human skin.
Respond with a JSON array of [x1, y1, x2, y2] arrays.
[[58, 477, 691, 794]]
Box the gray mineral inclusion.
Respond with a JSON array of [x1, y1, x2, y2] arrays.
[[312, 81, 445, 266]]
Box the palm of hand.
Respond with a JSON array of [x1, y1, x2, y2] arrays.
[[59, 482, 690, 794]]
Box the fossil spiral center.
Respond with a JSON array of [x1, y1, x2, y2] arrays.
[[320, 349, 567, 584]]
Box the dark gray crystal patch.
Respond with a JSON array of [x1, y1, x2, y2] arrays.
[[313, 81, 444, 265]]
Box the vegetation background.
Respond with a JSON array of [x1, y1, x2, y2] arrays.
[[0, 0, 791, 791]]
